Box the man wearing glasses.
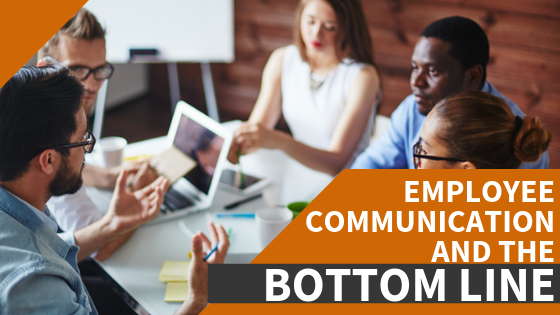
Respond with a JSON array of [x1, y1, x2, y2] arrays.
[[35, 9, 161, 264], [0, 66, 223, 315], [37, 8, 124, 190], [351, 16, 548, 170]]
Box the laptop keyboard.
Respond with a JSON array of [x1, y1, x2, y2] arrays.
[[161, 188, 195, 213]]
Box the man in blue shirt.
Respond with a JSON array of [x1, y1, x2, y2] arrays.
[[352, 16, 549, 169], [37, 8, 159, 262], [0, 66, 226, 314]]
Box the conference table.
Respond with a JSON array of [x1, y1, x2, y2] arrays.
[[84, 122, 334, 315]]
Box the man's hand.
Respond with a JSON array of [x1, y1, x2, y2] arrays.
[[198, 221, 229, 264], [106, 170, 169, 235], [126, 162, 159, 192], [73, 170, 168, 261], [178, 235, 208, 315], [176, 222, 230, 315], [83, 162, 144, 189]]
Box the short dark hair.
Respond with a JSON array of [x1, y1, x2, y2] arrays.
[[38, 8, 105, 60], [0, 66, 84, 181], [420, 16, 490, 86]]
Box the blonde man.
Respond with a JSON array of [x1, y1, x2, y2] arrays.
[[38, 9, 156, 260]]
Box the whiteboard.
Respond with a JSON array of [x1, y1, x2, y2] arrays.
[[84, 0, 234, 63]]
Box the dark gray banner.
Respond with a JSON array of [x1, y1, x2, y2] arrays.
[[209, 264, 558, 303]]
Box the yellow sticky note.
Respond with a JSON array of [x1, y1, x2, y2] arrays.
[[164, 282, 189, 303], [159, 260, 190, 282]]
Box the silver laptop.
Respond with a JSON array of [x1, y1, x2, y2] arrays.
[[88, 101, 232, 225], [153, 101, 232, 224]]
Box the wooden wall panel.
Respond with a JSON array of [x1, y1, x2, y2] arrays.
[[437, 0, 560, 20], [148, 0, 560, 167], [368, 2, 560, 52]]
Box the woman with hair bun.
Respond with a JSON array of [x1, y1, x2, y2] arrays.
[[413, 90, 552, 169]]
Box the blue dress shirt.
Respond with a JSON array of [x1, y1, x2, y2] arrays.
[[5, 188, 77, 245], [351, 82, 549, 169], [0, 186, 97, 314]]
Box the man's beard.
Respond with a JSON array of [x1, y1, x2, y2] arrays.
[[49, 156, 84, 197], [418, 103, 435, 116]]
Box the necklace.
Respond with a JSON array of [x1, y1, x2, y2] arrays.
[[309, 71, 328, 91]]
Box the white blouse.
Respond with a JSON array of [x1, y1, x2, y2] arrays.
[[281, 45, 378, 169]]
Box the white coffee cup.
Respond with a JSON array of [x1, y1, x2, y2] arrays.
[[98, 137, 127, 168], [255, 207, 293, 250]]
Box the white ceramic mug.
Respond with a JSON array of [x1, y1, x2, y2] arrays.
[[98, 137, 127, 168], [255, 207, 293, 250]]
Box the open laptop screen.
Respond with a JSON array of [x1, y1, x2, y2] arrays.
[[172, 114, 225, 195]]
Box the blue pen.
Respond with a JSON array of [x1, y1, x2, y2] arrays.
[[203, 241, 219, 262], [215, 213, 255, 219]]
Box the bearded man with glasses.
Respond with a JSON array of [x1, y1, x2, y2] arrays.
[[35, 9, 162, 265], [0, 66, 222, 315], [37, 9, 130, 198], [33, 9, 166, 314]]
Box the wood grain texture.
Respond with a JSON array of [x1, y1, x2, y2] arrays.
[[148, 0, 560, 167]]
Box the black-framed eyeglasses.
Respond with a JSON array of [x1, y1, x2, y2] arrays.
[[29, 130, 96, 161], [42, 56, 114, 81], [53, 129, 96, 153], [69, 64, 115, 81], [412, 139, 466, 169]]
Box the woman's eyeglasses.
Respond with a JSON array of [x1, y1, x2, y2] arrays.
[[412, 139, 466, 169]]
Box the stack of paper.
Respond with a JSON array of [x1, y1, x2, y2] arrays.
[[164, 282, 189, 303], [159, 260, 191, 302]]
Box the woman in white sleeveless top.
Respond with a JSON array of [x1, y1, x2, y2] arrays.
[[230, 0, 381, 176]]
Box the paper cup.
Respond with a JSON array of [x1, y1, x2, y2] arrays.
[[99, 137, 127, 168], [256, 207, 293, 250]]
